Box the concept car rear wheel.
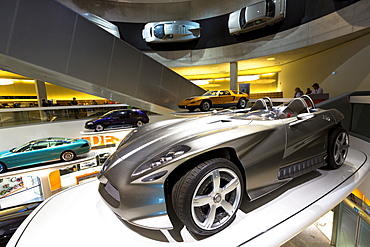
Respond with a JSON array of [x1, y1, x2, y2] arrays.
[[61, 151, 76, 162], [136, 120, 143, 127], [237, 98, 247, 109], [172, 158, 243, 236], [326, 127, 349, 169]]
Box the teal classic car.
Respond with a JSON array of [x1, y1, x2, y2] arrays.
[[0, 137, 91, 173]]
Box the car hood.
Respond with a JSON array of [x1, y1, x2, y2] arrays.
[[0, 149, 13, 158], [113, 114, 261, 165]]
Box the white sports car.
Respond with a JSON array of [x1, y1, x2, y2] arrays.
[[228, 0, 286, 35], [142, 20, 201, 43]]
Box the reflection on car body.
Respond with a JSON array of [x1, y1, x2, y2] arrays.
[[98, 96, 349, 237], [228, 0, 286, 35], [0, 137, 91, 173], [178, 89, 249, 112], [142, 20, 201, 43]]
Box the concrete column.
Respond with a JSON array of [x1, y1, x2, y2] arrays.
[[35, 80, 47, 107], [230, 62, 238, 91]]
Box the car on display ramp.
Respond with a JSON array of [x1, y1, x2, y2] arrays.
[[178, 89, 249, 112], [0, 137, 91, 173], [142, 20, 201, 43], [97, 96, 349, 236], [85, 109, 149, 132], [228, 0, 286, 35]]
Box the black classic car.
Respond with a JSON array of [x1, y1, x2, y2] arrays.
[[85, 109, 149, 132]]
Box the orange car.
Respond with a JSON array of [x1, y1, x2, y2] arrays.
[[178, 89, 249, 111]]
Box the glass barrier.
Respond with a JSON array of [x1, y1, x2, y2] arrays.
[[335, 195, 370, 246], [0, 104, 130, 127]]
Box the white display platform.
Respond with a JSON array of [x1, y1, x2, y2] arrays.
[[7, 146, 370, 247]]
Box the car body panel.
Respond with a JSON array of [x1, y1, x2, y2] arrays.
[[0, 138, 90, 171], [98, 97, 345, 230], [142, 20, 201, 43], [85, 109, 149, 131], [178, 89, 248, 110], [228, 0, 286, 35]]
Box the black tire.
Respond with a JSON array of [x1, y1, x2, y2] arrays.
[[326, 127, 349, 169], [172, 158, 243, 236], [136, 120, 143, 127], [61, 151, 76, 162], [236, 98, 247, 109], [200, 100, 211, 111], [95, 124, 104, 132], [0, 162, 7, 173], [188, 107, 195, 112]]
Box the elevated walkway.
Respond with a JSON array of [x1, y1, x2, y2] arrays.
[[0, 0, 204, 116]]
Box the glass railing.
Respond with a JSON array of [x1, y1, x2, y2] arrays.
[[0, 104, 129, 128]]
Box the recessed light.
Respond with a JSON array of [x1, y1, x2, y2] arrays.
[[266, 57, 275, 61], [0, 79, 14, 85]]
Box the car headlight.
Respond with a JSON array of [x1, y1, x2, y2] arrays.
[[132, 145, 191, 177], [86, 122, 93, 125]]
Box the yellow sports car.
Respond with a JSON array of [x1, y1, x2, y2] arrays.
[[178, 89, 249, 111]]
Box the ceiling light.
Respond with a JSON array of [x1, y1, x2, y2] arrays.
[[191, 80, 210, 85], [261, 73, 276, 76], [238, 75, 260, 82], [266, 57, 275, 61], [0, 79, 14, 85]]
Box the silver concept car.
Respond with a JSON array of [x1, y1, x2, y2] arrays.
[[98, 96, 349, 236], [228, 0, 286, 35], [142, 20, 201, 43]]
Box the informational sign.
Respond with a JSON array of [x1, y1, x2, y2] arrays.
[[239, 83, 250, 99]]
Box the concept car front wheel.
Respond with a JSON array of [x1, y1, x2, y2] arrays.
[[172, 158, 243, 236], [200, 100, 211, 111], [0, 162, 7, 173], [326, 126, 349, 169]]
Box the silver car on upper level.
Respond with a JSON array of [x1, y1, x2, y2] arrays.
[[228, 0, 286, 35], [98, 96, 349, 237], [142, 20, 201, 43]]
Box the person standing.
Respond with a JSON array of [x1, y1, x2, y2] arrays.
[[42, 99, 52, 121], [294, 87, 304, 98], [311, 83, 323, 94], [306, 88, 312, 94], [71, 97, 79, 118]]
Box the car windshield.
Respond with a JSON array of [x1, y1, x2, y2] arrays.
[[100, 111, 115, 118], [11, 142, 33, 153], [203, 91, 219, 96], [153, 24, 165, 39]]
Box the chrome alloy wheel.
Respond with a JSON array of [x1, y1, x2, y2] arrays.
[[333, 131, 349, 166], [61, 151, 75, 162], [191, 168, 242, 231]]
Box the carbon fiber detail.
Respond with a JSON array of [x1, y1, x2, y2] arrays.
[[278, 155, 326, 179]]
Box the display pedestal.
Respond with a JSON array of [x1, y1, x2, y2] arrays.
[[8, 145, 370, 247]]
